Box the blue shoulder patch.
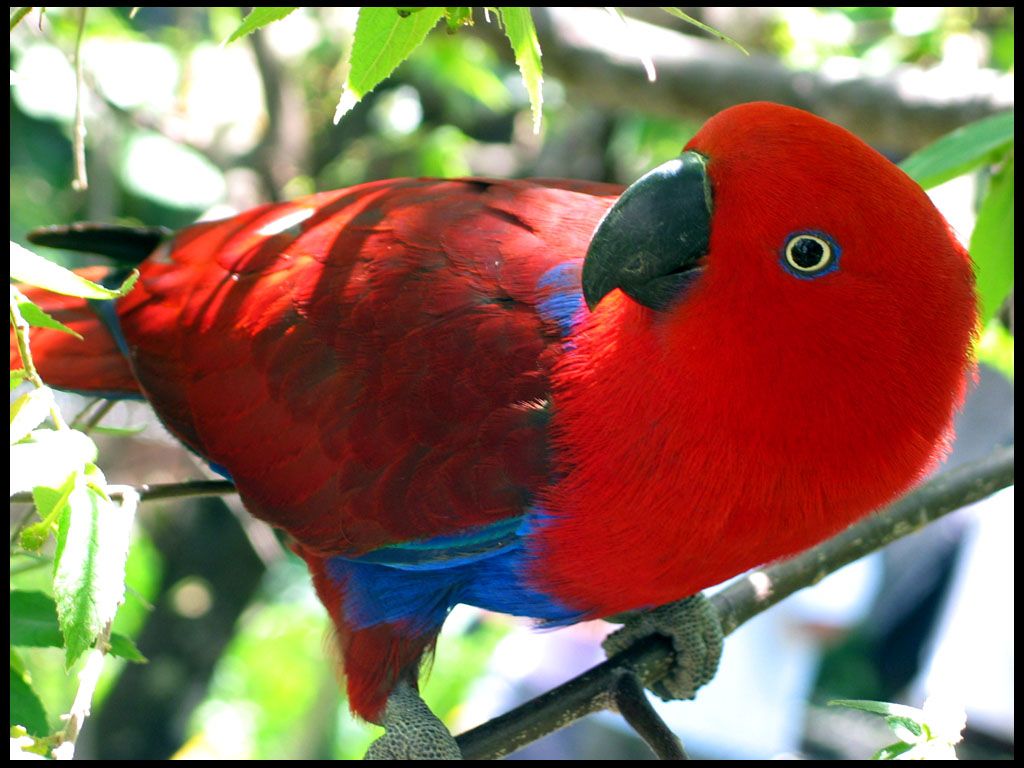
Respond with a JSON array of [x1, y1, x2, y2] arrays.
[[327, 512, 583, 634], [536, 261, 585, 339]]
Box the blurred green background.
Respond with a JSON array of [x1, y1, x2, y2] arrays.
[[9, 7, 1014, 760]]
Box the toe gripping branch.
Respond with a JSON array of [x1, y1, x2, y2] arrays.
[[602, 594, 724, 702], [363, 596, 724, 760]]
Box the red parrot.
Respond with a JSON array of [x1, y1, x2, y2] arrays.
[[12, 103, 976, 737]]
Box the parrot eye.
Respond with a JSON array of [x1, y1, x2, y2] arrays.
[[781, 232, 839, 279]]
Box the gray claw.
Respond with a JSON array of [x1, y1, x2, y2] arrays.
[[602, 594, 723, 701]]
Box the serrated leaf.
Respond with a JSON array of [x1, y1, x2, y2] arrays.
[[10, 650, 51, 738], [10, 242, 138, 300], [10, 429, 97, 497], [226, 7, 298, 43], [10, 591, 63, 648], [659, 7, 749, 55], [335, 7, 445, 124], [109, 632, 147, 663], [16, 297, 83, 339], [970, 156, 1014, 323], [11, 589, 145, 662], [54, 467, 134, 668], [498, 7, 543, 133], [10, 386, 54, 445], [11, 369, 27, 391], [900, 112, 1014, 189]]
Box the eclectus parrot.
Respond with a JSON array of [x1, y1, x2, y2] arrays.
[[12, 103, 977, 753]]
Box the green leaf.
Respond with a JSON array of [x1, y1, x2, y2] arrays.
[[54, 464, 134, 668], [9, 7, 33, 32], [659, 7, 749, 55], [10, 386, 54, 445], [443, 6, 473, 31], [109, 632, 147, 663], [19, 520, 53, 552], [10, 242, 138, 300], [900, 112, 1014, 189], [977, 318, 1013, 382], [10, 429, 97, 497], [970, 156, 1014, 323], [11, 369, 27, 391], [497, 7, 543, 133], [10, 650, 51, 738], [10, 591, 63, 648], [828, 698, 924, 719], [334, 7, 446, 124], [873, 741, 916, 760], [15, 296, 83, 339], [885, 715, 926, 744], [10, 590, 145, 661], [88, 423, 148, 437], [21, 472, 79, 551], [226, 7, 298, 44]]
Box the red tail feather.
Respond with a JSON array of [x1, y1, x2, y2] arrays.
[[10, 267, 141, 396]]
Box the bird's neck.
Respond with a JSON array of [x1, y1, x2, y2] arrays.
[[528, 291, 955, 618]]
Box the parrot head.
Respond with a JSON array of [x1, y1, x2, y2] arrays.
[[544, 102, 978, 612], [580, 102, 978, 420], [583, 102, 976, 338]]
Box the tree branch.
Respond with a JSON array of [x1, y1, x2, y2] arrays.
[[455, 443, 1014, 760], [70, 7, 88, 191], [10, 479, 237, 506], [611, 670, 689, 760], [513, 7, 1014, 156]]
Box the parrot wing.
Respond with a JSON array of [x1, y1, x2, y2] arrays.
[[115, 177, 620, 555]]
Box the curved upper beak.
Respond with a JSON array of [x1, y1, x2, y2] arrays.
[[582, 151, 713, 312]]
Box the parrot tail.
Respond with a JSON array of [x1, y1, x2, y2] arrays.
[[12, 224, 159, 397], [27, 223, 171, 264], [295, 543, 442, 722]]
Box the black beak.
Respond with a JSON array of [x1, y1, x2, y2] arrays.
[[582, 151, 712, 311]]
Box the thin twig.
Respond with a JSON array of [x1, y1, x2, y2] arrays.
[[10, 294, 69, 430], [611, 670, 688, 759], [10, 479, 238, 506], [51, 621, 113, 760], [77, 399, 117, 433], [71, 7, 88, 192], [456, 444, 1014, 759]]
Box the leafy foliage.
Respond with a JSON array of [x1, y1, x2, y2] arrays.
[[829, 698, 966, 760], [10, 245, 141, 750]]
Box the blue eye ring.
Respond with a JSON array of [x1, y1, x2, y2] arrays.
[[780, 231, 840, 279]]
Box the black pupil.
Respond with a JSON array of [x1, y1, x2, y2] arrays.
[[792, 237, 825, 268]]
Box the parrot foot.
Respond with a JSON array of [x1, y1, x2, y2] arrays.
[[363, 682, 462, 760], [602, 593, 723, 701]]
